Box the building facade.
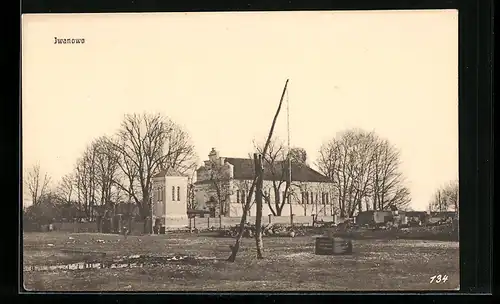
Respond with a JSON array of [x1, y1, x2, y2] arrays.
[[194, 148, 336, 217], [151, 169, 189, 228]]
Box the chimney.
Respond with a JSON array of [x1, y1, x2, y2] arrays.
[[208, 148, 219, 163]]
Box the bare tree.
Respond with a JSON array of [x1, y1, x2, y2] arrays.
[[317, 129, 410, 217], [254, 139, 287, 216], [289, 147, 307, 165], [234, 179, 256, 215], [57, 173, 75, 204], [186, 184, 198, 210], [371, 139, 410, 211], [25, 163, 51, 206], [444, 180, 459, 212], [110, 113, 197, 220], [430, 189, 448, 212], [186, 170, 198, 210], [72, 136, 124, 220], [253, 139, 308, 216], [317, 130, 375, 217], [430, 180, 458, 212], [204, 159, 233, 216], [74, 144, 98, 220], [93, 136, 121, 209]]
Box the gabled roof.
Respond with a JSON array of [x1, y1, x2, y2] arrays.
[[223, 157, 330, 183], [152, 168, 186, 178]]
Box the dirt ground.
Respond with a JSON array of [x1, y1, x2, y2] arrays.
[[22, 232, 459, 292]]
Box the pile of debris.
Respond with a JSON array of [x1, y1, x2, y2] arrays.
[[264, 224, 308, 237], [313, 220, 337, 228], [218, 223, 308, 238]]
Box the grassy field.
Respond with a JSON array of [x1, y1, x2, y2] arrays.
[[22, 232, 459, 292]]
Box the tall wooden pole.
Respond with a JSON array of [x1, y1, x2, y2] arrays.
[[227, 79, 289, 262]]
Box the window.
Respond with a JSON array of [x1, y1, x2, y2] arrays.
[[241, 190, 246, 204], [236, 190, 240, 203], [163, 187, 166, 202], [177, 186, 181, 201], [322, 192, 329, 205], [172, 186, 175, 201], [310, 192, 314, 204], [326, 193, 329, 205]]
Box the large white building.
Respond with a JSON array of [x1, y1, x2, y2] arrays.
[[194, 148, 336, 217]]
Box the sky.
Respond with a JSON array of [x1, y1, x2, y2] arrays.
[[21, 10, 458, 210]]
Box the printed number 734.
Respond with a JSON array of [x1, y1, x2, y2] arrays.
[[430, 275, 448, 283]]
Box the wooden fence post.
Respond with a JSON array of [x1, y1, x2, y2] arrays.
[[219, 215, 222, 229], [208, 217, 210, 229]]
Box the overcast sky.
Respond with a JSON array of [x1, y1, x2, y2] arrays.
[[22, 10, 458, 210]]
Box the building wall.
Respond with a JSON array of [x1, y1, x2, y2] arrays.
[[152, 175, 189, 227], [374, 211, 393, 224], [356, 211, 394, 225], [229, 179, 335, 216], [228, 202, 335, 217], [194, 178, 336, 217]]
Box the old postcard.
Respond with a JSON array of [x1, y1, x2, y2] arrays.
[[21, 10, 459, 291]]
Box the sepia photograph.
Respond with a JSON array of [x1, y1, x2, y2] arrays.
[[21, 10, 459, 292]]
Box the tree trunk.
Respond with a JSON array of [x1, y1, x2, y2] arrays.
[[140, 194, 151, 220], [254, 154, 264, 259], [276, 204, 284, 216], [267, 200, 277, 216], [227, 178, 256, 262]]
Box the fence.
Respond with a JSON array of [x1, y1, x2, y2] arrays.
[[188, 215, 340, 230], [26, 215, 344, 234], [33, 220, 147, 235]]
